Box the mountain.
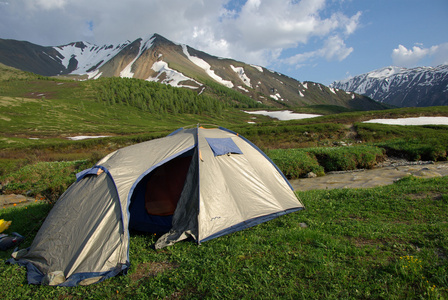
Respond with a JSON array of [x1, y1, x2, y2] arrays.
[[330, 65, 448, 107], [0, 34, 386, 110]]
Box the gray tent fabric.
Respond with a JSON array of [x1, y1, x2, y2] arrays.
[[12, 126, 304, 286]]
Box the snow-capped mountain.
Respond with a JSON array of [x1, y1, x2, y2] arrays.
[[330, 65, 448, 107], [0, 34, 387, 110]]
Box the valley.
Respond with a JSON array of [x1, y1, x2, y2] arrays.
[[1, 49, 448, 299]]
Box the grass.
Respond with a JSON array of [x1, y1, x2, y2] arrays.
[[0, 176, 447, 299], [1, 68, 448, 298], [1, 160, 92, 203]]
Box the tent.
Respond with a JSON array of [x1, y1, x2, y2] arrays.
[[12, 126, 304, 286]]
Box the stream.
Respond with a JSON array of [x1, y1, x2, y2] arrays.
[[290, 159, 448, 191]]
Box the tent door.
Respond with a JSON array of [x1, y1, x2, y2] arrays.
[[129, 150, 194, 233], [144, 155, 192, 216]]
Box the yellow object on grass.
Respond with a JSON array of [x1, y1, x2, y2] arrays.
[[0, 219, 12, 233]]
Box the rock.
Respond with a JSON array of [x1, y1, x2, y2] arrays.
[[299, 223, 308, 228], [79, 276, 104, 286], [333, 141, 348, 146], [42, 271, 66, 286], [306, 172, 317, 178], [413, 169, 442, 178], [0, 194, 35, 207]]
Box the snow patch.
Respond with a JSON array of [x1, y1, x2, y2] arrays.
[[181, 44, 233, 88], [367, 66, 406, 79], [299, 91, 304, 97], [120, 36, 156, 78], [244, 110, 321, 121], [230, 65, 252, 88], [237, 86, 249, 92], [67, 135, 110, 141], [363, 117, 448, 126], [147, 60, 200, 88], [87, 69, 101, 79], [54, 41, 130, 75], [270, 93, 283, 101], [251, 65, 263, 72], [329, 87, 336, 94]]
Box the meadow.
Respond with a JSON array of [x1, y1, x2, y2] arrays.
[[1, 176, 447, 299], [1, 68, 448, 298]]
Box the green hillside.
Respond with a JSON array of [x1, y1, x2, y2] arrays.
[[1, 66, 448, 159]]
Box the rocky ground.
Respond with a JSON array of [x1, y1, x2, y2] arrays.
[[290, 159, 448, 191]]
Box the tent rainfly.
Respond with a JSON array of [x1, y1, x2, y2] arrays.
[[11, 126, 304, 286]]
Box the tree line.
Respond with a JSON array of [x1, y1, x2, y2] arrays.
[[95, 77, 264, 116]]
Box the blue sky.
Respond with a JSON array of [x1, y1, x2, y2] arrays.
[[1, 0, 447, 85]]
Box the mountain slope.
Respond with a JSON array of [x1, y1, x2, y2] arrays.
[[331, 65, 448, 107], [0, 34, 387, 110]]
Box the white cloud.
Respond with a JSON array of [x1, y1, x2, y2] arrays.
[[217, 0, 360, 66], [391, 43, 448, 67], [322, 35, 353, 61], [281, 35, 353, 66], [0, 0, 361, 68], [343, 11, 362, 35], [36, 0, 67, 10]]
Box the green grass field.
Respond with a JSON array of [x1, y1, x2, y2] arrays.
[[1, 69, 448, 298], [1, 176, 447, 299]]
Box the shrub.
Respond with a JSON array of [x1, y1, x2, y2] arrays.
[[309, 146, 385, 172], [1, 160, 91, 204], [377, 139, 448, 161], [268, 145, 385, 178], [268, 149, 324, 179]]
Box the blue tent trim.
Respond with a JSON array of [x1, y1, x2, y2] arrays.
[[7, 258, 129, 287]]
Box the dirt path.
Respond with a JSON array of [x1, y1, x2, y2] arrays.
[[290, 160, 448, 191]]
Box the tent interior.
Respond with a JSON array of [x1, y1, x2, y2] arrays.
[[129, 149, 194, 233]]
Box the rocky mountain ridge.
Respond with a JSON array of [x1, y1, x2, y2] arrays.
[[0, 34, 385, 111], [330, 65, 448, 107]]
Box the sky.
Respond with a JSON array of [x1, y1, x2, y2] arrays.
[[1, 0, 447, 85]]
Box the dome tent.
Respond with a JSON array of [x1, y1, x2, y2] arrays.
[[12, 126, 304, 286]]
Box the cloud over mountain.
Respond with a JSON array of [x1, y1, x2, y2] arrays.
[[0, 0, 361, 69], [391, 43, 448, 68]]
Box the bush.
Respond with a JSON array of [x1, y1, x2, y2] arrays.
[[377, 139, 448, 161], [268, 145, 385, 178], [309, 146, 385, 172], [268, 149, 324, 179]]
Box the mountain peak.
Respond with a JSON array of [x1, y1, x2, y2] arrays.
[[366, 66, 406, 79], [0, 35, 389, 110], [331, 64, 448, 107]]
